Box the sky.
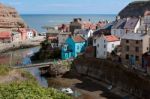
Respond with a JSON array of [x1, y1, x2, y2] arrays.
[[0, 0, 134, 14]]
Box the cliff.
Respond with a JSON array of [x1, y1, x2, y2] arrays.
[[0, 3, 27, 30], [72, 56, 150, 99], [118, 1, 150, 18]]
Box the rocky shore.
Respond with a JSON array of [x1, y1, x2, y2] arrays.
[[0, 36, 45, 53]]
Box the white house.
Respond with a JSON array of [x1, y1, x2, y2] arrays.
[[124, 18, 141, 33], [74, 29, 93, 40], [94, 35, 120, 59], [26, 29, 36, 39], [111, 19, 126, 38], [58, 32, 71, 47]]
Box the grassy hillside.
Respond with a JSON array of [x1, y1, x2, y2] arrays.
[[0, 65, 71, 99]]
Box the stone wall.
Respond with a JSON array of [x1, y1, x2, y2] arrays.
[[72, 56, 150, 99]]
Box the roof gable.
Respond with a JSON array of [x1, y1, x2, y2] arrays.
[[72, 35, 86, 43], [124, 18, 139, 29], [104, 35, 119, 42], [112, 19, 126, 29]]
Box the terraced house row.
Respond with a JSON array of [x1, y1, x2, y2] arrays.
[[45, 10, 150, 75]]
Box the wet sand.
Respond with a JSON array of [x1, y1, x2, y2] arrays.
[[47, 72, 122, 99]]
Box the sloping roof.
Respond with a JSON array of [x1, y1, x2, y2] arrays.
[[124, 18, 139, 29], [104, 35, 119, 42], [122, 33, 147, 40], [72, 35, 85, 43], [93, 22, 114, 36], [144, 11, 150, 16], [112, 19, 126, 29], [0, 31, 11, 38], [74, 29, 90, 35]]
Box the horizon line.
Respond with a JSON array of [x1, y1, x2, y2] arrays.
[[20, 13, 117, 15]]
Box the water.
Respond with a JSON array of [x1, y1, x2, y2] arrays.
[[21, 14, 116, 33], [0, 47, 48, 87]]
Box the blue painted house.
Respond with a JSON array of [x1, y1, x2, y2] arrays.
[[61, 35, 87, 60]]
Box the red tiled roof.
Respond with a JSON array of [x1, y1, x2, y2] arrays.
[[48, 36, 57, 40], [0, 31, 11, 38], [104, 35, 119, 42], [144, 11, 150, 16], [18, 28, 27, 33], [73, 35, 85, 43]]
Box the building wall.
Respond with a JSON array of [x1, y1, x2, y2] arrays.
[[96, 36, 107, 59], [134, 20, 141, 33], [27, 31, 33, 39], [70, 22, 82, 34], [75, 42, 86, 57], [121, 39, 143, 66], [107, 41, 120, 53], [58, 34, 69, 47], [142, 35, 150, 53], [111, 29, 125, 38], [12, 33, 21, 42]]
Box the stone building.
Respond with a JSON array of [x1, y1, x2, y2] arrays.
[[121, 33, 150, 68]]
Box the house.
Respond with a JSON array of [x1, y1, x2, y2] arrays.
[[137, 11, 150, 34], [61, 35, 86, 60], [121, 33, 150, 68], [12, 31, 21, 42], [94, 35, 120, 59], [74, 29, 93, 40], [58, 32, 71, 47], [69, 18, 95, 34], [143, 52, 150, 75], [111, 19, 126, 38], [45, 27, 60, 47], [0, 31, 12, 43], [26, 29, 37, 39], [18, 28, 27, 40], [124, 18, 140, 33], [18, 28, 37, 40], [93, 22, 114, 46]]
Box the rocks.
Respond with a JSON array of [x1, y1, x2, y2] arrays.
[[48, 64, 69, 77], [118, 1, 150, 18], [0, 3, 27, 30]]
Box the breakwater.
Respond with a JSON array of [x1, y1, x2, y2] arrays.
[[72, 56, 150, 99]]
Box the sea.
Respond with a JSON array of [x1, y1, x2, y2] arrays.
[[21, 14, 116, 33]]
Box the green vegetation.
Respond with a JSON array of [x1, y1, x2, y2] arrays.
[[0, 65, 10, 75], [0, 81, 71, 99], [0, 65, 71, 99], [31, 40, 61, 61]]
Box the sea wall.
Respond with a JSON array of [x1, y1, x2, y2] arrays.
[[72, 56, 150, 99]]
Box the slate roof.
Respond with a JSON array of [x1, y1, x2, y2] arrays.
[[104, 35, 119, 42], [72, 35, 85, 43], [124, 18, 139, 29], [112, 19, 126, 29], [122, 33, 147, 40]]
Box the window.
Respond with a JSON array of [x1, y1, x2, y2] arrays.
[[94, 39, 96, 43], [125, 54, 129, 60], [135, 47, 139, 52], [104, 40, 105, 43], [136, 56, 139, 61], [77, 46, 79, 49], [147, 47, 149, 51], [126, 40, 129, 43], [104, 45, 106, 48], [104, 51, 105, 55], [126, 46, 129, 51], [112, 44, 114, 48], [136, 40, 139, 44], [97, 44, 99, 47]]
